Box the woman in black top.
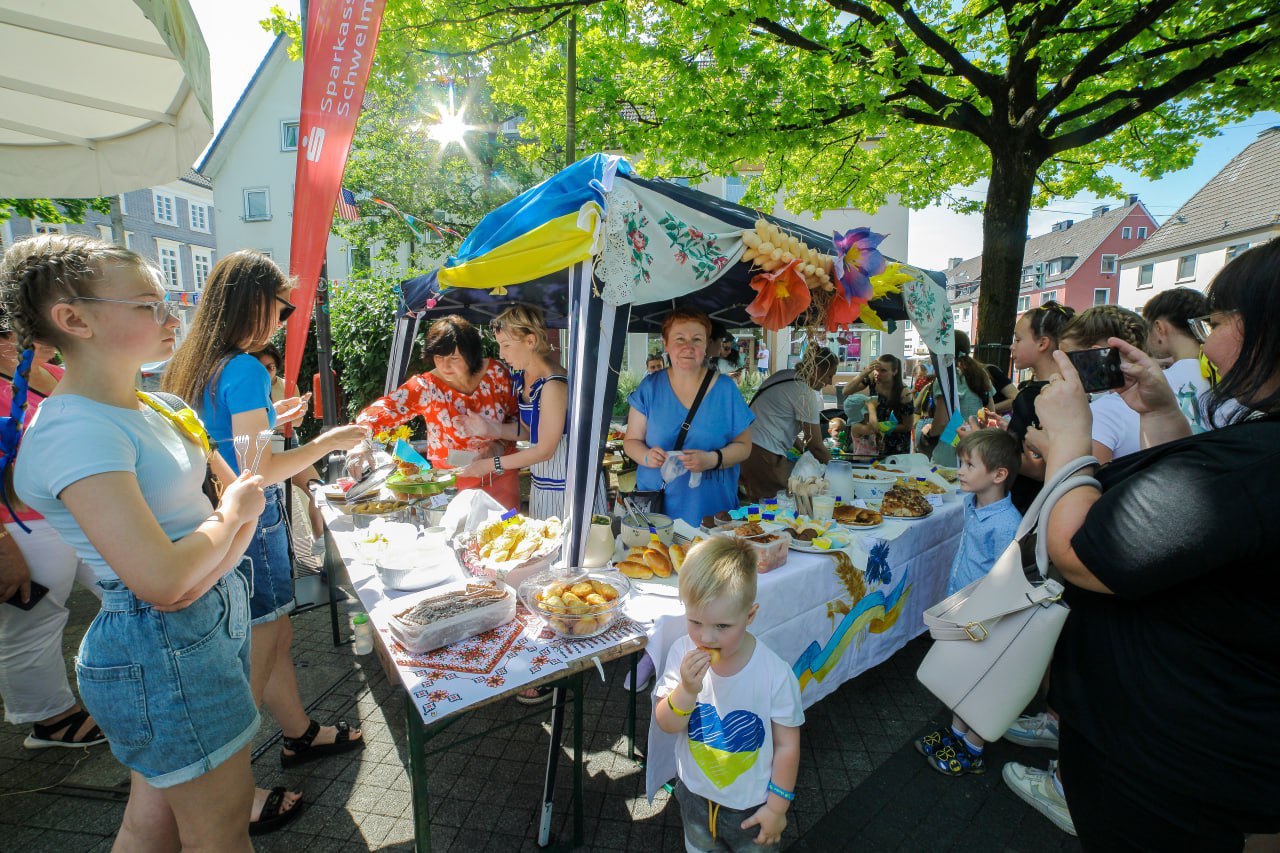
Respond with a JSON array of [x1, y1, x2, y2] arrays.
[[843, 354, 913, 456], [1029, 242, 1280, 850]]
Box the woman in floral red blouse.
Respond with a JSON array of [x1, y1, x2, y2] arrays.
[[350, 316, 520, 509]]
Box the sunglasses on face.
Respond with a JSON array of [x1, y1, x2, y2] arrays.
[[275, 295, 296, 323], [64, 296, 178, 325], [1189, 311, 1236, 344]]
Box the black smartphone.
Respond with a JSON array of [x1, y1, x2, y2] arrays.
[[3, 581, 50, 611], [1067, 347, 1125, 393]]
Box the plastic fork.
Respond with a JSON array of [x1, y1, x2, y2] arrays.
[[249, 429, 274, 475], [232, 434, 251, 473]]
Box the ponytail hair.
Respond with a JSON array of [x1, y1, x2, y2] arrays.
[[953, 331, 992, 398]]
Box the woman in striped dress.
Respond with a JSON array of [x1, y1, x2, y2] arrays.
[[457, 305, 570, 519]]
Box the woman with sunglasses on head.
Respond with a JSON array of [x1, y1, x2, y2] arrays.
[[453, 305, 583, 520], [166, 251, 367, 825], [347, 315, 520, 509], [3, 235, 267, 849], [1019, 241, 1280, 850]]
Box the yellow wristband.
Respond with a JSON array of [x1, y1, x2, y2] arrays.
[[666, 694, 694, 717]]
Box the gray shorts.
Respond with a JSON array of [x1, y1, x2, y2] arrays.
[[674, 779, 780, 853]]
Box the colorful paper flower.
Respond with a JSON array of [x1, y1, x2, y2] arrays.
[[747, 259, 812, 331], [833, 228, 887, 302]]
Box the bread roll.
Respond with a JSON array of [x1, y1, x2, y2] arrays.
[[647, 540, 670, 559], [617, 560, 653, 579], [669, 544, 686, 572], [644, 547, 673, 578], [699, 647, 722, 664]]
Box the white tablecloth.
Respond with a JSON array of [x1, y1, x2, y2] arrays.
[[639, 502, 965, 799], [320, 501, 645, 725]]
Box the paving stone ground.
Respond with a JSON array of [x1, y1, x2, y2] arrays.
[[1, 569, 1084, 852]]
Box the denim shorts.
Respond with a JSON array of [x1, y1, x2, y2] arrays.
[[237, 483, 296, 625], [75, 567, 258, 789], [674, 780, 778, 853]]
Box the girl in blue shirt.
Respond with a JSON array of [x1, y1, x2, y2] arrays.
[[165, 251, 367, 821]]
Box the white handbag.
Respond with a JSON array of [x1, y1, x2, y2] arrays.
[[915, 456, 1100, 742]]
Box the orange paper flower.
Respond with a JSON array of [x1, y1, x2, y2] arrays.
[[747, 259, 812, 331]]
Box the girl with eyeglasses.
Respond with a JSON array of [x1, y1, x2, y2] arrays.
[[2, 235, 267, 848], [166, 251, 368, 830]]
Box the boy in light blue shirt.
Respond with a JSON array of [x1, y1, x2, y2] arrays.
[[946, 429, 1023, 595], [917, 428, 1021, 776]]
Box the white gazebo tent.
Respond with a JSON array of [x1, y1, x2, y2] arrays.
[[0, 0, 212, 197]]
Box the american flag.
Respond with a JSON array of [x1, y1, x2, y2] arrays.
[[335, 187, 360, 221]]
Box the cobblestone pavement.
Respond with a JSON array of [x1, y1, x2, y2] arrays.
[[1, 575, 1084, 852]]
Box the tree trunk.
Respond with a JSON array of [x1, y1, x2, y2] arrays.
[[975, 149, 1040, 374]]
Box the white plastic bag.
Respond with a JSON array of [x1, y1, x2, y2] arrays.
[[439, 488, 507, 540], [660, 452, 701, 488], [790, 451, 825, 481]]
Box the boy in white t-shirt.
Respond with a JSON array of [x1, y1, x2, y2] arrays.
[[655, 537, 804, 851]]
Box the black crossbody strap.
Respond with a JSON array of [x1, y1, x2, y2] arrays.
[[673, 369, 715, 452]]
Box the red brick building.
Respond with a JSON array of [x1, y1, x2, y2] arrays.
[[946, 199, 1159, 345]]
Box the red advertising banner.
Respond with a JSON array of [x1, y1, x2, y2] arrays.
[[284, 0, 387, 394]]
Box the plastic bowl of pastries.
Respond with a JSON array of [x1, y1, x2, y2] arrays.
[[518, 570, 632, 638]]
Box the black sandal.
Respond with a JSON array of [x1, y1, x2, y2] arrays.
[[23, 708, 108, 750], [280, 719, 364, 768], [249, 786, 304, 836]]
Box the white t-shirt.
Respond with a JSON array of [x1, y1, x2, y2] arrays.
[[1164, 358, 1213, 434], [1089, 391, 1142, 460], [756, 347, 769, 368], [748, 371, 818, 458], [659, 634, 805, 810], [14, 395, 213, 582]]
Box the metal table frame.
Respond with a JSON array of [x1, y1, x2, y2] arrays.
[[400, 640, 645, 851]]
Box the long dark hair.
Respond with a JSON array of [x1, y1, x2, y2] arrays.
[[953, 331, 992, 398], [164, 250, 288, 406], [876, 353, 906, 409], [1205, 241, 1280, 424]]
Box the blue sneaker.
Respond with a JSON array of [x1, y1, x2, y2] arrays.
[[916, 727, 985, 776]]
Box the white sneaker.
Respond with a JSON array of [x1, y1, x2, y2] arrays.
[[1004, 712, 1060, 749], [1002, 760, 1077, 836]]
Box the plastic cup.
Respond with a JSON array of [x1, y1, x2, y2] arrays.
[[812, 495, 836, 521]]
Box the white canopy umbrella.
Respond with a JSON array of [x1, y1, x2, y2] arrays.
[[0, 0, 212, 197]]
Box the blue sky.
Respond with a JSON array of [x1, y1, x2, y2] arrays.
[[190, 1, 1278, 270]]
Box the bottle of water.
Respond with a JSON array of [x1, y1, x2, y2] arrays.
[[352, 613, 374, 655]]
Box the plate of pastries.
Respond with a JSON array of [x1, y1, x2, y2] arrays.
[[880, 485, 934, 519]]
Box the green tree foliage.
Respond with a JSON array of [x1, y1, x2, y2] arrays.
[[262, 7, 552, 268], [0, 198, 111, 225], [328, 271, 407, 419], [360, 0, 1279, 364]]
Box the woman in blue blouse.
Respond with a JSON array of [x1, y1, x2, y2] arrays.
[[624, 309, 754, 525]]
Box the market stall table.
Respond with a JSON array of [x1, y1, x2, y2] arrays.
[[628, 501, 965, 799], [318, 500, 646, 851]]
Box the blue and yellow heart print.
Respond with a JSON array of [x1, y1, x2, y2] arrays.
[[688, 703, 766, 788]]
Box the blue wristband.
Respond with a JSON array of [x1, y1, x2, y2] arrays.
[[767, 781, 795, 802]]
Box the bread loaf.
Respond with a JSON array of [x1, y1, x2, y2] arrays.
[[644, 547, 673, 578], [617, 560, 653, 579], [669, 544, 686, 572]]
